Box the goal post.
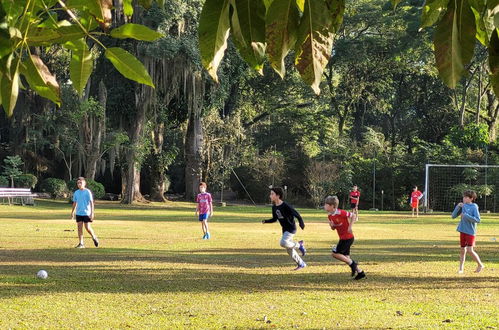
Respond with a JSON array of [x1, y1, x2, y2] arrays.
[[424, 164, 499, 213]]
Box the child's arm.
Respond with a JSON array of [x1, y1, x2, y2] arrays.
[[463, 204, 481, 223], [71, 202, 77, 219], [451, 204, 462, 219], [347, 212, 356, 233], [289, 205, 305, 230], [90, 200, 95, 220], [262, 209, 278, 224], [329, 220, 337, 230]]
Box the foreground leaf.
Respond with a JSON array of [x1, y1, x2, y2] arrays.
[[420, 0, 450, 28], [230, 0, 267, 74], [20, 54, 60, 105], [105, 47, 154, 87], [434, 0, 476, 88], [489, 29, 499, 96], [266, 0, 300, 77], [110, 23, 163, 41], [67, 39, 93, 96], [295, 0, 342, 94], [198, 0, 231, 82]]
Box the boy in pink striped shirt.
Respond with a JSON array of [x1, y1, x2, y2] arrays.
[[196, 182, 213, 239]]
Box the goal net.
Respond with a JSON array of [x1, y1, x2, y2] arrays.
[[424, 164, 499, 212]]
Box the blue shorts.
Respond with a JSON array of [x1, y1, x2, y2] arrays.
[[198, 214, 209, 221]]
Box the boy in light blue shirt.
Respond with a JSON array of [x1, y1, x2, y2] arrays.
[[71, 177, 99, 248], [451, 190, 484, 274]]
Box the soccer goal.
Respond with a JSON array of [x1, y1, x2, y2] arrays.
[[424, 164, 499, 213]]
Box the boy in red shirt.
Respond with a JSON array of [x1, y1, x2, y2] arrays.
[[349, 185, 360, 221], [410, 186, 423, 217], [324, 195, 366, 280]]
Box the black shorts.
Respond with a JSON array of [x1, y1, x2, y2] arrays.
[[76, 215, 93, 223], [350, 203, 358, 209], [332, 238, 354, 256]]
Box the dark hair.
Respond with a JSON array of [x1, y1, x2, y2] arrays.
[[271, 187, 284, 200], [77, 177, 86, 182], [413, 186, 418, 190], [199, 182, 207, 188], [463, 190, 477, 201]]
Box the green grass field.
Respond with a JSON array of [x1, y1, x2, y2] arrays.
[[0, 200, 497, 329]]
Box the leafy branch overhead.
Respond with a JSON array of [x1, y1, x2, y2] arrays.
[[199, 0, 499, 97], [0, 0, 164, 116]]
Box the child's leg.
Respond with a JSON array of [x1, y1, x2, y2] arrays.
[[459, 247, 466, 273], [204, 220, 210, 234], [280, 232, 303, 265], [201, 220, 206, 234], [84, 222, 97, 239], [467, 247, 484, 272], [77, 221, 84, 244]]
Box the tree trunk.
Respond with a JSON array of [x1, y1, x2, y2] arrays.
[[184, 107, 204, 201], [122, 82, 148, 204], [83, 80, 107, 179], [149, 122, 168, 202]]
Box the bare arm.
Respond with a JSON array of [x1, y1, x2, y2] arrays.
[[71, 202, 77, 219], [90, 200, 95, 220]]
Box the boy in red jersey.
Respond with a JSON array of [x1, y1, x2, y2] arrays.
[[324, 195, 366, 280], [410, 186, 423, 217], [349, 185, 360, 221]]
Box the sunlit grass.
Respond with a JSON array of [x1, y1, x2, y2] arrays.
[[0, 200, 497, 328]]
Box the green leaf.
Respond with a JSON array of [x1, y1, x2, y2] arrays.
[[488, 29, 499, 96], [294, 0, 342, 94], [420, 0, 450, 28], [487, 0, 499, 28], [68, 39, 94, 96], [0, 55, 20, 117], [265, 0, 300, 77], [20, 54, 61, 105], [433, 0, 476, 88], [295, 0, 305, 11], [110, 23, 164, 41], [123, 0, 134, 16], [198, 0, 231, 82], [263, 0, 274, 9], [230, 0, 267, 74], [391, 0, 403, 9], [469, 0, 488, 45], [104, 47, 154, 87], [66, 0, 112, 29]]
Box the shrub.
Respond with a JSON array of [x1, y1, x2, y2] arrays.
[[40, 178, 69, 198], [14, 174, 38, 188], [0, 176, 8, 187], [67, 178, 105, 199]]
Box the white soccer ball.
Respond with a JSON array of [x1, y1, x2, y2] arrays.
[[37, 270, 48, 279]]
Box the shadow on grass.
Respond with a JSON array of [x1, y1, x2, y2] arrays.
[[0, 260, 497, 300]]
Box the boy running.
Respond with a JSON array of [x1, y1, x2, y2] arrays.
[[262, 187, 307, 270], [196, 182, 213, 239], [349, 185, 360, 220], [410, 186, 423, 217], [324, 195, 365, 280], [70, 177, 99, 248], [451, 190, 485, 274]]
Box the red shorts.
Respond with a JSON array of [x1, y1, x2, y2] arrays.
[[460, 232, 475, 247], [411, 201, 418, 209]]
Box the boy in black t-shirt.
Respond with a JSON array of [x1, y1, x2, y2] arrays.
[[262, 187, 307, 270]]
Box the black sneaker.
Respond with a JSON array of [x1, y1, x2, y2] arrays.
[[92, 237, 99, 247], [354, 271, 366, 280], [350, 261, 357, 277]]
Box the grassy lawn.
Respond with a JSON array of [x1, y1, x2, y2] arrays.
[[0, 200, 497, 329]]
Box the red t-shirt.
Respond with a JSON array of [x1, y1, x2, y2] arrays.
[[349, 191, 360, 204], [328, 209, 354, 240], [411, 190, 423, 203]]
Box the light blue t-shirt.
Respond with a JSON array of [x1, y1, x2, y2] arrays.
[[451, 202, 481, 236], [73, 188, 94, 216]]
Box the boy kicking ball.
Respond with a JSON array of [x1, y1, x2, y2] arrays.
[[262, 187, 307, 270], [452, 190, 485, 274], [324, 196, 365, 280]]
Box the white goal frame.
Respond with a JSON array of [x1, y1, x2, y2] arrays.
[[424, 164, 499, 212]]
